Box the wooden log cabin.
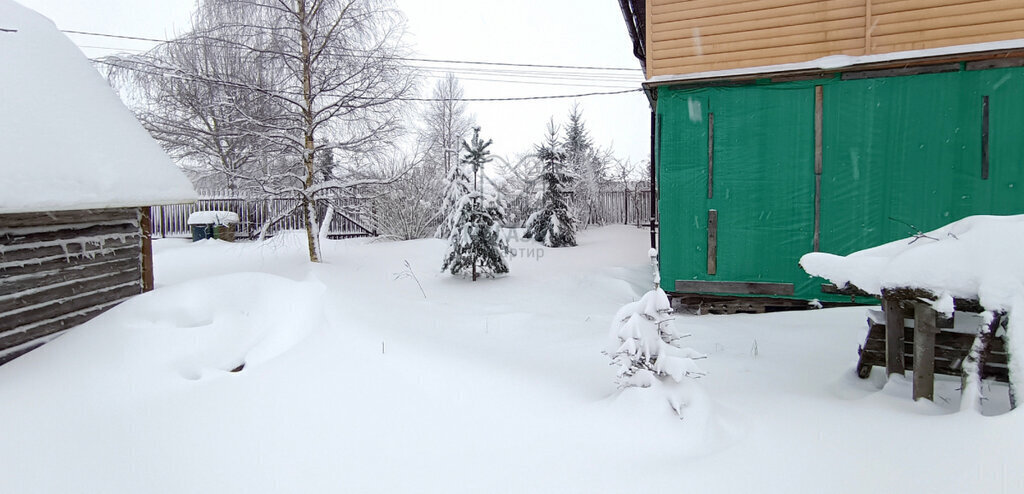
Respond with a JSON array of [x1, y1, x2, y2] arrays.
[[619, 0, 1024, 311], [0, 1, 196, 364]]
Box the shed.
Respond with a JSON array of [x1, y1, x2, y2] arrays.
[[619, 0, 1024, 311], [0, 1, 197, 364]]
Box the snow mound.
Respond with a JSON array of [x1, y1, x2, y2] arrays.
[[0, 1, 196, 214], [800, 214, 1024, 300], [8, 272, 326, 381]]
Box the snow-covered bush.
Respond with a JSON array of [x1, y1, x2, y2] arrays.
[[606, 287, 706, 388]]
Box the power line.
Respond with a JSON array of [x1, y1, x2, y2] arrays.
[[61, 28, 643, 73], [94, 58, 642, 102]]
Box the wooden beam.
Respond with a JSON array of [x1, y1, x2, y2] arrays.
[[840, 62, 961, 80], [813, 85, 823, 252], [707, 209, 718, 275], [707, 112, 715, 199], [913, 302, 939, 401], [982, 95, 990, 180], [883, 297, 906, 376], [675, 280, 795, 296], [140, 207, 154, 292]]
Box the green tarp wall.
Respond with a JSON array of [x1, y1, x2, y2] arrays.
[[656, 66, 1024, 302]]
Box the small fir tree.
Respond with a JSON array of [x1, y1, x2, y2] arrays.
[[441, 128, 510, 281], [605, 250, 706, 417], [523, 121, 578, 247]]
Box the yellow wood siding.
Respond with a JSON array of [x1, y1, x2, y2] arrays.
[[647, 0, 1024, 78]]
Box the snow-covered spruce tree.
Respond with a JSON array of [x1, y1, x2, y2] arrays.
[[606, 250, 705, 415], [523, 121, 578, 247], [436, 152, 474, 239], [441, 128, 510, 281]]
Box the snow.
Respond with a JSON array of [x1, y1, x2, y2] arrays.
[[800, 214, 1024, 301], [0, 1, 196, 215], [187, 210, 240, 226], [2, 225, 1024, 492], [648, 38, 1024, 84]]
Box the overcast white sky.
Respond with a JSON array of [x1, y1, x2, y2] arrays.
[[17, 0, 651, 166]]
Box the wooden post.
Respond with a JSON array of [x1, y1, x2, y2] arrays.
[[884, 297, 905, 376], [707, 112, 715, 199], [913, 302, 939, 401], [813, 85, 823, 252], [707, 209, 718, 275], [159, 205, 167, 239], [981, 95, 990, 180], [139, 206, 155, 292]]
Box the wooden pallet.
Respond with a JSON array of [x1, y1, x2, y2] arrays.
[[856, 311, 1009, 383]]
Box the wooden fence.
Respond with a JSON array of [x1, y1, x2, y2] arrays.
[[503, 188, 653, 228], [150, 197, 374, 239], [153, 188, 653, 239]]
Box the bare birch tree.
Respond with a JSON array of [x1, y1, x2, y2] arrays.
[[106, 0, 415, 262]]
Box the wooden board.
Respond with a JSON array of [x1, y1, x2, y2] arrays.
[[675, 280, 795, 296]]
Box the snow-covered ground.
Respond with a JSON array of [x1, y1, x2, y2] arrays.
[[1, 226, 1022, 493]]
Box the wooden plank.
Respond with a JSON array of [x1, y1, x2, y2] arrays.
[[913, 302, 939, 401], [652, 8, 865, 44], [140, 207, 154, 292], [653, 31, 865, 61], [653, 0, 863, 29], [0, 235, 139, 264], [982, 95, 990, 180], [873, 0, 1023, 25], [813, 85, 823, 252], [0, 301, 121, 352], [707, 209, 718, 275], [870, 19, 1024, 49], [651, 38, 866, 67], [840, 62, 961, 80], [865, 0, 873, 54], [0, 221, 138, 248], [707, 112, 715, 199], [884, 298, 905, 376], [967, 57, 1024, 71], [0, 282, 141, 334], [0, 268, 141, 315], [0, 208, 137, 228], [0, 257, 139, 298], [652, 21, 864, 54], [0, 245, 141, 280], [675, 280, 796, 296]]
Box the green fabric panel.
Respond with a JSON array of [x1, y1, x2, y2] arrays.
[[656, 67, 1024, 302], [656, 83, 817, 298]]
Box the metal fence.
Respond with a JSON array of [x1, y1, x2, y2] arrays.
[[150, 196, 374, 239]]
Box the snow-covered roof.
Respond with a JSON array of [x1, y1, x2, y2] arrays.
[[0, 0, 196, 215], [800, 215, 1024, 308], [647, 39, 1024, 85]]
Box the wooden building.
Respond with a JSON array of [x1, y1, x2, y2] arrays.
[[619, 0, 1024, 310], [0, 2, 196, 364]]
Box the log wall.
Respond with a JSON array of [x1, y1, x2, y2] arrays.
[[0, 208, 144, 364], [647, 0, 1024, 78]]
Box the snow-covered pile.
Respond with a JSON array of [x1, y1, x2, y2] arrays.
[[0, 1, 195, 214], [187, 210, 240, 226], [800, 215, 1024, 303], [802, 215, 1024, 411]]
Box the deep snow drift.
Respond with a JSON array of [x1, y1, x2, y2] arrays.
[[1, 226, 1022, 493]]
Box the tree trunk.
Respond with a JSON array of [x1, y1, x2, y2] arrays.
[[298, 0, 319, 263]]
